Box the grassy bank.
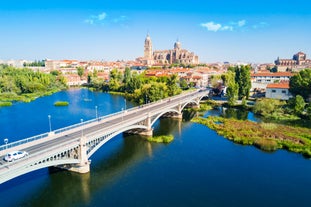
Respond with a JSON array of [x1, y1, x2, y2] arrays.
[[147, 135, 174, 143], [192, 116, 311, 158]]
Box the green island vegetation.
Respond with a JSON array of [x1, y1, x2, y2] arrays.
[[0, 64, 67, 105], [147, 135, 174, 143], [0, 101, 13, 107], [54, 101, 69, 106], [192, 116, 311, 157]]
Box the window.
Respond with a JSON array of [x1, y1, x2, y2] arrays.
[[282, 90, 286, 94], [272, 90, 276, 93]]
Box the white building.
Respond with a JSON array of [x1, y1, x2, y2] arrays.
[[251, 72, 294, 90], [265, 82, 292, 100]]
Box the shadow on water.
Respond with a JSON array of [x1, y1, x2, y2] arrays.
[[11, 118, 183, 207], [17, 135, 151, 207]]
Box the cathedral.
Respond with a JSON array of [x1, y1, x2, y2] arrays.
[[141, 34, 199, 65]]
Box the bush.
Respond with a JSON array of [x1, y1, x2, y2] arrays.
[[0, 101, 12, 107], [147, 135, 174, 143], [254, 138, 279, 151], [54, 101, 69, 106]]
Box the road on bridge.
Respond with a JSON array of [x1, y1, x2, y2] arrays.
[[0, 90, 208, 169]]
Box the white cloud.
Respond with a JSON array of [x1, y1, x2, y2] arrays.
[[201, 19, 267, 32], [252, 22, 268, 29], [200, 22, 222, 32], [84, 12, 107, 25], [237, 20, 246, 27], [84, 12, 128, 27], [113, 15, 127, 23], [97, 12, 107, 20], [84, 19, 94, 25], [221, 26, 233, 31]]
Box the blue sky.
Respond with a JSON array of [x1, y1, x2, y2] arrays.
[[0, 0, 310, 63]]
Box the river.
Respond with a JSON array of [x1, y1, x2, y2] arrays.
[[0, 88, 311, 207]]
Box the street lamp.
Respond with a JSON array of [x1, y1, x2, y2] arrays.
[[121, 107, 124, 121], [48, 115, 52, 132], [80, 119, 84, 137], [4, 138, 8, 149], [124, 98, 127, 110], [95, 106, 98, 120]]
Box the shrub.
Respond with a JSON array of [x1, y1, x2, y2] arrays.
[[147, 135, 174, 143], [54, 101, 69, 106], [254, 138, 279, 151], [0, 101, 12, 107]]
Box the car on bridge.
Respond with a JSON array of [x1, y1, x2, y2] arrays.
[[4, 151, 29, 162]]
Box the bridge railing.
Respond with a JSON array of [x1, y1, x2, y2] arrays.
[[0, 97, 147, 152], [0, 90, 206, 152]]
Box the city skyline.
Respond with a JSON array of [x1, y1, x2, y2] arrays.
[[0, 0, 310, 63]]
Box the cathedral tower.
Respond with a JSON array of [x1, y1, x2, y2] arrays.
[[144, 33, 153, 60]]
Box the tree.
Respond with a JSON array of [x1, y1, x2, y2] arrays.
[[289, 69, 311, 100], [179, 78, 188, 90], [123, 67, 132, 92], [109, 69, 123, 91], [223, 71, 238, 106], [228, 65, 251, 99], [294, 95, 305, 115], [226, 82, 238, 106], [253, 98, 285, 117], [306, 104, 311, 119], [77, 67, 85, 79], [166, 74, 181, 96]]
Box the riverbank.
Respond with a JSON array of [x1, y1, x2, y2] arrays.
[[192, 116, 311, 158]]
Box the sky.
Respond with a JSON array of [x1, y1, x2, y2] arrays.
[[0, 0, 310, 63]]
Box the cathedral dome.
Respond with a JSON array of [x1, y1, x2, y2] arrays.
[[174, 40, 181, 50]]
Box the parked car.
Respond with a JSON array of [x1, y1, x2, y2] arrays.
[[4, 151, 28, 162]]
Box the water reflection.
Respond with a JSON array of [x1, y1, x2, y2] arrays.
[[18, 118, 183, 207]]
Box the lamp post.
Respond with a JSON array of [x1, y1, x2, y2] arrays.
[[48, 115, 52, 132], [95, 106, 98, 121], [4, 138, 8, 149], [121, 108, 124, 121], [124, 98, 127, 110], [80, 119, 84, 137]]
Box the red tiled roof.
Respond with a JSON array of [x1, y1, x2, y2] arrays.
[[251, 72, 294, 77], [266, 82, 290, 89]]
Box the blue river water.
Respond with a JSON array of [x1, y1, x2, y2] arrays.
[[0, 88, 311, 207]]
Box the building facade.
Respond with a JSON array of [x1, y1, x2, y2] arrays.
[[265, 82, 292, 100], [141, 34, 199, 65], [275, 52, 311, 72]]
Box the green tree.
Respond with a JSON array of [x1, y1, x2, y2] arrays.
[[306, 104, 311, 119], [109, 69, 123, 91], [294, 95, 306, 115], [77, 67, 85, 79], [179, 78, 188, 90], [228, 65, 251, 99], [253, 98, 285, 117], [167, 74, 181, 96], [289, 69, 311, 100], [222, 71, 238, 106]]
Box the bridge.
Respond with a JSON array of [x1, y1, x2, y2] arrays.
[[0, 90, 209, 184]]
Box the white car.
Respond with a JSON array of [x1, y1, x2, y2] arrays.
[[4, 151, 29, 162]]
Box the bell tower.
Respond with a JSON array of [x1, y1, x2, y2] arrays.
[[144, 33, 153, 60]]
